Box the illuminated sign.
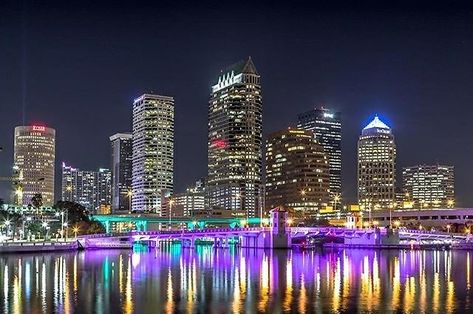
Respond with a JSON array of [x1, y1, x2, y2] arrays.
[[323, 113, 334, 119], [32, 126, 45, 131]]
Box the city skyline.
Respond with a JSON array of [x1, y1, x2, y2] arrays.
[[0, 1, 469, 206]]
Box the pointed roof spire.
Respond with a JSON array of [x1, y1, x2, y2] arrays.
[[363, 115, 391, 130], [241, 56, 258, 75]]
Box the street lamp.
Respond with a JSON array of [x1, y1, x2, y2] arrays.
[[446, 224, 451, 234], [127, 190, 133, 214], [73, 226, 79, 238], [63, 222, 68, 241], [42, 222, 49, 240], [4, 220, 11, 237], [333, 194, 341, 211]]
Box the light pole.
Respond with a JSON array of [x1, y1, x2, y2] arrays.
[[235, 193, 246, 225], [4, 220, 11, 238], [389, 202, 397, 228], [127, 190, 133, 214], [63, 222, 68, 241], [73, 226, 79, 238], [333, 194, 341, 211], [301, 189, 306, 214], [42, 222, 49, 240], [56, 211, 65, 240]]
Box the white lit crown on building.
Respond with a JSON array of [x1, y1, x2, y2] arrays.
[[362, 115, 391, 134], [211, 57, 259, 92]]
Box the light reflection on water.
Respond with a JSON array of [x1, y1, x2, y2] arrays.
[[0, 247, 472, 313]]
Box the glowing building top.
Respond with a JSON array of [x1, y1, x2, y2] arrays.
[[362, 115, 391, 135]]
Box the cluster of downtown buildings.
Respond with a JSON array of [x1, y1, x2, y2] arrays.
[[5, 58, 456, 218]]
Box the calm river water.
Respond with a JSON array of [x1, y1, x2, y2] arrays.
[[0, 246, 472, 313]]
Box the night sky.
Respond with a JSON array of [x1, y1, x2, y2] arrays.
[[1, 1, 473, 205]]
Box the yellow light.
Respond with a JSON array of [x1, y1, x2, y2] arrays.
[[394, 220, 401, 227], [287, 219, 293, 225]]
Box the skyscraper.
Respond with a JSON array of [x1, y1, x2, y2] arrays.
[[265, 128, 330, 216], [403, 165, 455, 208], [297, 107, 342, 202], [61, 162, 76, 202], [357, 116, 396, 210], [61, 163, 112, 212], [96, 168, 112, 208], [110, 133, 133, 213], [75, 170, 97, 210], [13, 125, 56, 206], [132, 93, 174, 213], [207, 57, 263, 217]]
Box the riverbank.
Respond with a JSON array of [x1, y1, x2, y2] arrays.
[[0, 241, 78, 253]]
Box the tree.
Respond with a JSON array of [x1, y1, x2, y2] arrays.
[[31, 193, 43, 209], [54, 201, 106, 235], [86, 221, 106, 234], [54, 201, 90, 223]]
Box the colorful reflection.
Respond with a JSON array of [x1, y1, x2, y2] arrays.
[[0, 248, 472, 313]]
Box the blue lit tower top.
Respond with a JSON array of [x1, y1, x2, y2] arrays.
[[362, 115, 391, 135]]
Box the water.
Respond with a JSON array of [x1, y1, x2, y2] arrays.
[[0, 246, 472, 313]]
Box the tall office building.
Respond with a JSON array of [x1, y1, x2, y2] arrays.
[[75, 170, 97, 210], [61, 162, 76, 202], [96, 168, 112, 208], [297, 107, 342, 201], [110, 133, 132, 212], [265, 128, 330, 216], [403, 165, 455, 208], [132, 93, 174, 213], [358, 116, 396, 210], [207, 57, 263, 217], [13, 125, 56, 206], [61, 163, 112, 212]]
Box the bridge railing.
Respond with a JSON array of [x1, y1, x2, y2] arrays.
[[131, 227, 267, 236]]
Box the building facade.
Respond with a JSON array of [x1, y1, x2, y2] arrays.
[[207, 57, 263, 218], [13, 125, 56, 206], [297, 107, 342, 202], [403, 165, 455, 208], [132, 94, 174, 213], [96, 168, 112, 208], [61, 163, 112, 212], [110, 133, 132, 213], [357, 116, 396, 210], [265, 128, 330, 217]]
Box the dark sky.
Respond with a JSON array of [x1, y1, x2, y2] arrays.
[[1, 0, 473, 205]]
